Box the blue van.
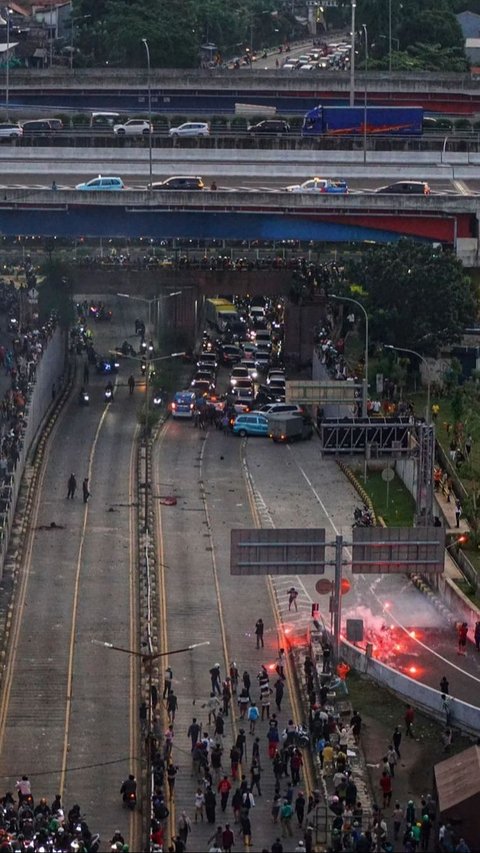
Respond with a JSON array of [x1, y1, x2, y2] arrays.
[[171, 391, 196, 419]]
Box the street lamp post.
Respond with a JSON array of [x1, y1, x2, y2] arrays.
[[141, 38, 153, 192], [349, 0, 356, 107], [384, 344, 431, 424], [362, 24, 368, 165], [330, 294, 369, 418], [0, 8, 11, 120], [93, 639, 210, 847], [69, 13, 91, 70]]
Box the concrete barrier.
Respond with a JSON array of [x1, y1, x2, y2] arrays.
[[341, 638, 480, 736]]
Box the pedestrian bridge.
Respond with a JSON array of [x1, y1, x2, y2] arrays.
[[1, 189, 478, 265]]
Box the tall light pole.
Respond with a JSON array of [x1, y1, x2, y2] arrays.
[[141, 38, 153, 193], [388, 0, 392, 75], [69, 13, 91, 70], [384, 344, 431, 424], [362, 24, 368, 165], [330, 294, 369, 418], [117, 290, 181, 338], [0, 8, 11, 120], [349, 0, 356, 107]]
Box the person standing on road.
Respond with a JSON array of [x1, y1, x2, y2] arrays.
[[236, 729, 247, 762], [67, 473, 77, 499], [440, 676, 449, 695], [166, 762, 178, 798], [255, 618, 265, 649], [457, 622, 468, 655], [387, 745, 397, 777], [392, 725, 402, 758], [222, 679, 231, 716], [250, 759, 262, 796], [405, 705, 415, 737], [128, 375, 135, 395], [163, 666, 173, 698], [288, 587, 298, 612], [455, 499, 462, 528], [82, 478, 90, 504], [380, 771, 393, 808]]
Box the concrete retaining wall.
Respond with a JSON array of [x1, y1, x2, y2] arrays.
[[0, 328, 66, 576], [341, 638, 480, 735]]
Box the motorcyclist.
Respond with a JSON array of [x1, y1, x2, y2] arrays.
[[111, 829, 125, 845], [120, 775, 137, 804], [34, 797, 51, 818]]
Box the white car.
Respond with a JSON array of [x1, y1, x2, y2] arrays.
[[113, 119, 152, 136], [169, 122, 210, 138], [0, 122, 22, 138], [285, 177, 348, 194]]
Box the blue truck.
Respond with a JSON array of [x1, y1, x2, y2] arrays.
[[302, 105, 424, 137]]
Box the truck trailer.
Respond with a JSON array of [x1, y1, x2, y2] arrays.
[[302, 105, 424, 137]]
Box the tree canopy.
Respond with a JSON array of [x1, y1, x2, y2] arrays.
[[342, 241, 477, 356]]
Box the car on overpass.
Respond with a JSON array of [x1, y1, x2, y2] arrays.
[[375, 180, 430, 195], [0, 122, 23, 139], [113, 119, 152, 136], [247, 119, 290, 135], [152, 176, 204, 190], [169, 122, 210, 138], [75, 176, 124, 191], [285, 177, 348, 194]]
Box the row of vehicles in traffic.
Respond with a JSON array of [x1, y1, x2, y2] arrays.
[[172, 295, 313, 441]]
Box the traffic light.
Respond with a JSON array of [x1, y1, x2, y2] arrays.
[[311, 602, 320, 619]]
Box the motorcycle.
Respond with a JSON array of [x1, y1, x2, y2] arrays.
[[353, 505, 374, 527], [79, 390, 90, 406], [104, 388, 113, 402], [123, 790, 137, 811]]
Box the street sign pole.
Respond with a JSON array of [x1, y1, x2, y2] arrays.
[[333, 534, 343, 663]]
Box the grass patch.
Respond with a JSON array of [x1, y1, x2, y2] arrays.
[[352, 468, 416, 526], [453, 578, 480, 608]]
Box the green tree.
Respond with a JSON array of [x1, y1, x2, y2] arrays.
[[345, 241, 477, 356]]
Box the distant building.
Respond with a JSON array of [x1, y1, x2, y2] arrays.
[[457, 10, 480, 40], [465, 37, 480, 66]]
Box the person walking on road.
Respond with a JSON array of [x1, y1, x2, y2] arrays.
[[67, 473, 77, 499], [274, 679, 284, 713], [380, 770, 393, 808], [163, 666, 173, 698], [250, 759, 262, 796], [188, 718, 201, 751], [166, 691, 178, 723], [455, 499, 462, 528], [210, 663, 222, 696], [440, 676, 449, 695], [288, 587, 298, 612], [248, 702, 260, 735], [255, 618, 265, 649], [222, 824, 235, 853], [218, 775, 231, 811], [82, 477, 90, 503], [128, 374, 135, 395]]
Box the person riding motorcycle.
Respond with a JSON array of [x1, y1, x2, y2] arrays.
[[111, 829, 125, 845], [120, 775, 137, 804]]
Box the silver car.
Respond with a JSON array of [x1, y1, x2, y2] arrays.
[[169, 122, 210, 138]]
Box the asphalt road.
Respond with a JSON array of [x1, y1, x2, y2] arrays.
[[0, 297, 142, 848], [0, 173, 475, 196]]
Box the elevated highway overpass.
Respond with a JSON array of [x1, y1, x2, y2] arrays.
[[0, 188, 478, 264]]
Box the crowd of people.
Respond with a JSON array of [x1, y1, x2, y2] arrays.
[[0, 776, 100, 852]]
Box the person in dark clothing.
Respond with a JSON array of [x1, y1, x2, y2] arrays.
[[188, 718, 200, 751], [83, 363, 89, 384], [204, 786, 216, 823], [243, 670, 251, 692], [128, 375, 135, 395], [82, 477, 90, 503], [274, 679, 284, 712], [295, 791, 306, 826], [210, 664, 222, 695], [67, 473, 77, 499], [255, 618, 265, 649], [440, 676, 449, 695], [236, 729, 246, 762], [392, 725, 402, 758]]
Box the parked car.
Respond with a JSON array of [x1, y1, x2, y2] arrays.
[[152, 176, 204, 190], [113, 119, 152, 136], [232, 413, 269, 437], [75, 176, 124, 191], [169, 122, 210, 138]]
